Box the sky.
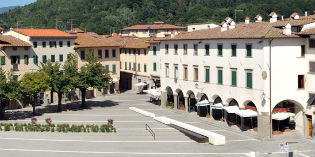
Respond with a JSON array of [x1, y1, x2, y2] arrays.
[[0, 0, 36, 8]]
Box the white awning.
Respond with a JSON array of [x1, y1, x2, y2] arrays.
[[211, 102, 224, 109], [135, 82, 147, 87], [223, 106, 240, 114], [195, 99, 210, 107], [236, 109, 257, 117], [272, 112, 295, 120], [144, 89, 161, 97]]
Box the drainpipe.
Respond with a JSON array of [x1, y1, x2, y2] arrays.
[[269, 38, 274, 139]]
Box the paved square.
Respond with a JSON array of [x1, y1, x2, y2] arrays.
[[0, 91, 314, 157]]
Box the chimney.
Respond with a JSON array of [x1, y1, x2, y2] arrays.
[[229, 21, 236, 29], [245, 17, 250, 24], [221, 22, 228, 32], [290, 12, 299, 20], [269, 12, 278, 23], [305, 11, 308, 16], [255, 14, 263, 22], [283, 23, 291, 36]]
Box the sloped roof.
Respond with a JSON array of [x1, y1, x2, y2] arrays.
[[0, 35, 31, 47], [121, 24, 185, 31], [298, 29, 315, 35], [75, 33, 122, 48], [12, 28, 76, 38]]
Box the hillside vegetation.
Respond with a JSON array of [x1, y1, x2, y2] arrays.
[[0, 0, 314, 34]]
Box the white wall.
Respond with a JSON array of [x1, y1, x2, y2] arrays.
[[187, 24, 218, 32]]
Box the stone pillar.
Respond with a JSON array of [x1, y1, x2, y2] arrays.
[[173, 94, 178, 110], [258, 112, 271, 140], [161, 91, 167, 108], [184, 97, 189, 113], [209, 102, 213, 118], [240, 117, 245, 131]]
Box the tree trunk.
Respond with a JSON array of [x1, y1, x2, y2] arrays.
[[0, 100, 5, 120], [33, 95, 36, 116], [50, 90, 53, 104], [57, 93, 63, 112], [81, 88, 86, 108]]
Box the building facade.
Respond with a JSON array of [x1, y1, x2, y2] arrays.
[[157, 13, 315, 139]]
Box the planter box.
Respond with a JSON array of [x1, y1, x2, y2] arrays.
[[272, 131, 283, 135], [179, 107, 185, 110]]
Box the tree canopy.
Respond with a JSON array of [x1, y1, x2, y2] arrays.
[[0, 0, 313, 34]]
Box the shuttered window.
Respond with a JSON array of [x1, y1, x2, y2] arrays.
[[246, 44, 252, 57], [218, 44, 223, 56], [246, 72, 253, 88], [301, 45, 305, 57], [24, 55, 29, 65], [133, 63, 136, 71], [205, 68, 210, 83], [232, 70, 237, 86], [194, 67, 198, 81], [174, 44, 178, 55], [51, 55, 55, 62], [144, 64, 147, 72], [205, 44, 210, 56], [298, 75, 304, 89], [153, 62, 157, 71], [125, 62, 127, 70], [105, 65, 109, 71], [33, 55, 38, 64], [231, 44, 237, 56], [42, 55, 47, 64], [138, 63, 141, 72], [112, 64, 116, 73], [153, 46, 157, 55], [59, 54, 63, 62], [0, 56, 5, 65], [310, 62, 315, 72], [183, 44, 188, 55], [218, 69, 223, 84]]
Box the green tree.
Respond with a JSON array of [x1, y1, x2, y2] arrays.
[[20, 72, 50, 115]]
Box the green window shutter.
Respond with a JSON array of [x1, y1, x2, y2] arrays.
[[232, 71, 237, 86], [125, 62, 127, 70], [218, 70, 223, 84], [153, 63, 156, 71], [247, 72, 252, 88], [232, 45, 237, 56], [133, 63, 136, 71], [51, 55, 55, 62], [246, 45, 252, 57], [205, 69, 210, 83], [10, 56, 13, 64], [13, 75, 18, 81], [218, 45, 223, 56], [138, 64, 140, 71], [24, 55, 29, 65], [129, 63, 131, 70], [153, 46, 156, 55], [144, 64, 147, 72], [43, 55, 47, 63], [17, 56, 20, 64], [112, 64, 116, 73], [59, 55, 63, 62], [105, 65, 109, 71], [205, 45, 210, 55], [34, 55, 38, 64], [1, 56, 5, 65]]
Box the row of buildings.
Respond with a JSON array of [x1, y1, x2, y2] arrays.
[[0, 11, 314, 139]]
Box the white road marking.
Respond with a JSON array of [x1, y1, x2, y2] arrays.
[[298, 153, 311, 157], [46, 113, 182, 117], [0, 137, 194, 143], [227, 139, 257, 142], [13, 120, 157, 123], [0, 148, 250, 155]]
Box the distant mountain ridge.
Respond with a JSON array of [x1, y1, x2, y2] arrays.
[[0, 6, 19, 14]]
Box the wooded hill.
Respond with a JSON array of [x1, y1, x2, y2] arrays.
[[0, 0, 314, 34]]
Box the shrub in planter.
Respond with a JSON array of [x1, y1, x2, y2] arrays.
[[45, 118, 52, 126], [31, 118, 37, 126], [107, 119, 113, 126]]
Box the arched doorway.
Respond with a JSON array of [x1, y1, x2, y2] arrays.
[[272, 100, 304, 135], [225, 99, 240, 126], [187, 91, 197, 112], [165, 87, 174, 108], [176, 89, 185, 110], [242, 101, 258, 131], [212, 96, 224, 120]]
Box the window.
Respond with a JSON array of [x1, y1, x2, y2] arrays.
[[0, 56, 5, 65], [153, 62, 157, 71], [298, 75, 304, 89], [218, 69, 223, 84], [105, 65, 109, 71], [138, 63, 141, 72], [183, 44, 188, 55], [310, 62, 315, 72], [112, 49, 116, 58], [129, 49, 131, 54], [246, 44, 252, 57], [112, 64, 116, 73], [231, 70, 237, 86], [24, 55, 29, 65], [246, 71, 253, 88], [231, 44, 237, 56], [194, 66, 198, 81], [125, 62, 127, 70], [13, 47, 17, 51], [205, 44, 210, 56], [129, 62, 131, 70], [105, 50, 109, 58], [133, 49, 136, 54], [144, 49, 147, 55], [10, 56, 20, 64], [165, 44, 169, 54], [67, 54, 71, 59], [67, 41, 71, 47], [165, 64, 169, 77], [205, 68, 210, 83], [174, 65, 178, 79], [184, 66, 188, 80], [309, 39, 315, 48], [59, 54, 63, 62], [301, 45, 305, 57], [193, 44, 198, 55], [51, 55, 55, 62], [42, 41, 46, 48], [133, 63, 136, 71], [42, 55, 47, 64], [80, 51, 85, 60], [33, 55, 38, 64], [137, 49, 140, 55], [24, 47, 29, 50], [98, 50, 102, 58], [13, 75, 18, 81], [124, 49, 127, 54], [218, 44, 223, 56], [33, 42, 37, 48], [153, 46, 157, 55], [50, 41, 56, 48], [174, 44, 178, 55], [59, 41, 63, 47], [89, 49, 94, 56], [144, 64, 147, 72]]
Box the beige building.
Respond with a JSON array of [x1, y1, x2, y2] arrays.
[[121, 21, 186, 38], [74, 31, 122, 94]]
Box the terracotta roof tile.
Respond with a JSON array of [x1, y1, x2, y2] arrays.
[[75, 33, 121, 48], [0, 35, 31, 47], [13, 28, 76, 38], [298, 29, 315, 35], [121, 24, 185, 31]]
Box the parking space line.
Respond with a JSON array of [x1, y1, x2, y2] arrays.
[[298, 153, 311, 157], [226, 139, 257, 142], [13, 120, 157, 123]]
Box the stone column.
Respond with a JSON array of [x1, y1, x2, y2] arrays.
[[161, 91, 167, 108], [258, 112, 272, 140], [173, 94, 178, 110], [240, 117, 245, 131], [209, 102, 213, 118], [184, 97, 189, 113]]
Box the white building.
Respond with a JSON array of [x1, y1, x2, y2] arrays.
[[187, 23, 218, 32], [157, 13, 315, 139]]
